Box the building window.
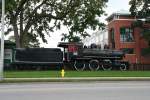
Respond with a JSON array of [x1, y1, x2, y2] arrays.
[[121, 48, 134, 54], [120, 27, 134, 42], [141, 48, 150, 56]]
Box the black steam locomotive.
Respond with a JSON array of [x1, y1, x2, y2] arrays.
[[10, 42, 129, 71]]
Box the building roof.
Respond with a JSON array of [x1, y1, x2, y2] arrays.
[[0, 40, 16, 49], [106, 10, 131, 21], [115, 10, 130, 15], [1, 40, 15, 44]]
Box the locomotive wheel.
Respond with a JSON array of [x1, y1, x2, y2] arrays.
[[74, 60, 85, 71], [120, 63, 127, 71], [89, 60, 100, 71], [102, 59, 112, 70]]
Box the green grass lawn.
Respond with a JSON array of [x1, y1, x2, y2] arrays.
[[4, 70, 150, 78]]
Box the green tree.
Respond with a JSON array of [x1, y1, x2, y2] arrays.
[[129, 0, 150, 19], [129, 0, 150, 46], [61, 33, 82, 42], [5, 0, 108, 48]]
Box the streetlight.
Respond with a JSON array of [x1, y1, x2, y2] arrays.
[[0, 0, 5, 80]]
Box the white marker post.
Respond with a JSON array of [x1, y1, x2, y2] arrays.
[[0, 0, 5, 80]]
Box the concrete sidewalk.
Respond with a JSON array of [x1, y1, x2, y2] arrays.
[[1, 77, 150, 83]]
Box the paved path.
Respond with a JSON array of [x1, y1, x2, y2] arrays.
[[0, 81, 150, 100]]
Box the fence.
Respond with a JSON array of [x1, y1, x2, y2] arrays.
[[130, 64, 150, 71]]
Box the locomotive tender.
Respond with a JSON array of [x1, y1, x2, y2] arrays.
[[10, 42, 129, 71]]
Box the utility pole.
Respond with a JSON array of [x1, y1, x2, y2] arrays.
[[0, 0, 5, 80]]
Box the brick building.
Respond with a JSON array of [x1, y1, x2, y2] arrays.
[[106, 10, 150, 67]]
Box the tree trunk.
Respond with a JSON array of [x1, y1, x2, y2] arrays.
[[12, 20, 20, 48], [20, 8, 24, 48]]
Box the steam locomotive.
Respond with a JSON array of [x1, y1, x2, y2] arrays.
[[10, 42, 129, 71]]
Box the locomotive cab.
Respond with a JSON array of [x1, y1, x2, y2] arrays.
[[57, 42, 83, 62], [58, 42, 84, 70]]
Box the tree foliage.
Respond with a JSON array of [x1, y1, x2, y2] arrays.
[[61, 33, 82, 42], [61, 32, 90, 42], [4, 0, 108, 47], [129, 0, 150, 18], [129, 0, 150, 46]]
